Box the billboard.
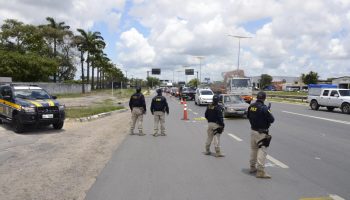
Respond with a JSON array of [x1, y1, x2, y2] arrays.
[[185, 69, 194, 75], [152, 68, 161, 75]]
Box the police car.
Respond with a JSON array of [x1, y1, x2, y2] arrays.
[[0, 84, 65, 133]]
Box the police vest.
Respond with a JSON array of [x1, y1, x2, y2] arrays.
[[152, 96, 166, 111], [130, 93, 144, 107]]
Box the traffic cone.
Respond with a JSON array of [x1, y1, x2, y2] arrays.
[[180, 98, 184, 104], [182, 99, 189, 120]]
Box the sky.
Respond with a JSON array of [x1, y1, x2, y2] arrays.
[[1, 0, 350, 82]]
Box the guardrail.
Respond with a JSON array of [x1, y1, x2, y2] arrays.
[[266, 94, 307, 102]]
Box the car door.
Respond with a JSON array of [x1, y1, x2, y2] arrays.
[[319, 90, 330, 106], [0, 86, 15, 118], [329, 90, 342, 107]]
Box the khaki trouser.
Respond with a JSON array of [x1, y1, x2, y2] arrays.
[[154, 111, 165, 134], [250, 130, 268, 171], [206, 122, 222, 148], [130, 107, 144, 133]]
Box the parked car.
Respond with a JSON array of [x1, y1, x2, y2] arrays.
[[0, 84, 65, 133], [218, 94, 249, 118], [195, 88, 214, 105]]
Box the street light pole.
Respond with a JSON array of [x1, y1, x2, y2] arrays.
[[227, 35, 251, 71], [195, 56, 204, 84]]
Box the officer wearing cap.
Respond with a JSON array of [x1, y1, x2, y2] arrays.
[[150, 89, 169, 136], [247, 91, 275, 178], [129, 87, 146, 136], [204, 94, 225, 157]]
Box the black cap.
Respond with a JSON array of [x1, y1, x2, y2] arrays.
[[257, 91, 267, 100], [212, 94, 220, 104], [156, 89, 162, 94], [136, 87, 141, 93]]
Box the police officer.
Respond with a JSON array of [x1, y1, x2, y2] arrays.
[[247, 91, 275, 178], [204, 94, 225, 157], [150, 89, 169, 136], [129, 87, 146, 136]]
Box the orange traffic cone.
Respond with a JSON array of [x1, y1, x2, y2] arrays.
[[180, 98, 184, 104], [182, 99, 189, 120]]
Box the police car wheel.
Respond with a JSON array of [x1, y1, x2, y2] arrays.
[[13, 115, 24, 133], [0, 119, 3, 124], [53, 121, 64, 129]]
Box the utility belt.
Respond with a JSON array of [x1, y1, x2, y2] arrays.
[[252, 128, 269, 134], [252, 129, 272, 148]]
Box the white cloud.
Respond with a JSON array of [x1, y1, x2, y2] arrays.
[[117, 28, 156, 66]]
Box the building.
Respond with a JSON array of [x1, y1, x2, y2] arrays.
[[332, 76, 350, 89], [250, 76, 301, 90]]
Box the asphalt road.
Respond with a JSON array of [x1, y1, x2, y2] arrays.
[[86, 93, 350, 200]]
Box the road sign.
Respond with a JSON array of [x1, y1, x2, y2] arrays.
[[152, 68, 161, 75], [185, 69, 194, 75]]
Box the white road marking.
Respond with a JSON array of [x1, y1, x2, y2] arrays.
[[193, 112, 198, 115], [227, 133, 243, 142], [329, 194, 346, 200], [266, 155, 289, 169], [188, 109, 192, 112], [282, 111, 350, 125], [315, 157, 321, 160]]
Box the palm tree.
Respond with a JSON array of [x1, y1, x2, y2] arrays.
[[76, 29, 105, 87], [73, 35, 86, 93], [44, 17, 71, 82]]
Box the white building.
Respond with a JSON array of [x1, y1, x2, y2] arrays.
[[332, 76, 350, 89]]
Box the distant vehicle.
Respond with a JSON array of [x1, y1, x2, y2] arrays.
[[307, 84, 350, 114], [263, 85, 276, 91], [0, 84, 65, 133], [226, 77, 253, 103], [179, 86, 196, 100], [218, 94, 249, 118], [195, 88, 214, 105], [170, 87, 179, 97]]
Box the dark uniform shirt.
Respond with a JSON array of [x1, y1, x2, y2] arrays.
[[129, 92, 146, 111], [247, 100, 274, 131], [205, 103, 224, 127], [150, 95, 169, 114]]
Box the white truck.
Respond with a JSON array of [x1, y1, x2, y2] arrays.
[[226, 77, 253, 103], [307, 87, 350, 114]]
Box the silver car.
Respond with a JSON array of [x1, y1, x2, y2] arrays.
[[219, 94, 249, 118]]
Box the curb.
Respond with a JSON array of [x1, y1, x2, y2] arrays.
[[65, 108, 129, 122]]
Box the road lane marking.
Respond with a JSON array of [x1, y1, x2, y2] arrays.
[[227, 133, 243, 141], [266, 155, 289, 169], [329, 194, 345, 200], [282, 111, 350, 125], [193, 112, 198, 115]]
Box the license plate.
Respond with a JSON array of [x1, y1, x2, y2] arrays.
[[42, 114, 53, 119], [237, 111, 245, 114]]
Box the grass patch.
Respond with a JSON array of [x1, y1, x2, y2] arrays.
[[266, 97, 308, 104], [56, 88, 136, 99], [66, 105, 124, 118], [265, 91, 307, 96]]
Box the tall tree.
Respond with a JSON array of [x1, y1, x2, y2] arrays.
[[76, 29, 105, 86], [260, 74, 273, 89], [42, 17, 72, 82], [301, 71, 319, 85], [188, 78, 200, 88]]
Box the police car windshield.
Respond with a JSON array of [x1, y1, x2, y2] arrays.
[[339, 90, 350, 96], [14, 89, 51, 99], [200, 90, 213, 95], [224, 95, 244, 104]]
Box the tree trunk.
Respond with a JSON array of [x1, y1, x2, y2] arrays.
[[96, 67, 100, 89], [86, 52, 90, 84], [53, 39, 57, 82], [81, 51, 85, 93], [91, 60, 95, 90]]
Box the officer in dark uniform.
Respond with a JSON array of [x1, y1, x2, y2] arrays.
[[247, 91, 275, 178], [129, 87, 146, 136], [150, 89, 169, 136], [204, 94, 225, 157]]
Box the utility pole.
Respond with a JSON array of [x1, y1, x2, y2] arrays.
[[195, 56, 204, 84], [228, 35, 251, 71]]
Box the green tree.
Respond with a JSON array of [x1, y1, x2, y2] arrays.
[[146, 76, 160, 88], [260, 74, 273, 89], [188, 78, 200, 87], [41, 17, 72, 82], [0, 50, 57, 81], [301, 71, 319, 85]]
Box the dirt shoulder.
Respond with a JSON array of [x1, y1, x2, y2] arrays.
[[0, 110, 130, 200]]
